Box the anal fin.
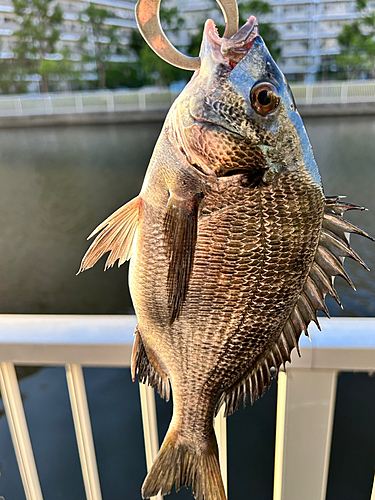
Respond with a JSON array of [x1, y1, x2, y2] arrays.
[[131, 326, 170, 401], [78, 196, 141, 273], [222, 328, 293, 417]]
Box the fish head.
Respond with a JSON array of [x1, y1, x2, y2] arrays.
[[173, 18, 321, 186]]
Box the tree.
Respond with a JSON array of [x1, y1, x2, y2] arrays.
[[336, 0, 375, 79], [12, 0, 64, 92], [39, 48, 78, 91], [128, 5, 187, 87], [188, 0, 281, 60], [79, 5, 126, 89], [0, 59, 29, 94]]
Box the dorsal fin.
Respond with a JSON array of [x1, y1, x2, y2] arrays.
[[222, 197, 372, 416], [131, 326, 170, 401], [163, 193, 202, 324], [78, 196, 141, 273]]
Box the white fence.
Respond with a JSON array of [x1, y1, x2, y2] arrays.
[[1, 315, 375, 500], [0, 80, 374, 117], [292, 80, 375, 105], [0, 89, 179, 117]]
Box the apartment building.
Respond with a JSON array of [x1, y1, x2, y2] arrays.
[[263, 0, 361, 82], [0, 0, 137, 84], [174, 0, 364, 82], [0, 0, 366, 84]]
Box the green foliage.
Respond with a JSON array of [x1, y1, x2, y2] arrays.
[[79, 5, 126, 89], [136, 40, 188, 86], [188, 0, 281, 60], [39, 49, 78, 90], [11, 0, 64, 92], [336, 0, 375, 79], [129, 6, 188, 87], [106, 61, 152, 89], [0, 59, 29, 94]]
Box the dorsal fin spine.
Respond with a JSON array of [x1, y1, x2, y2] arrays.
[[222, 196, 372, 416], [283, 319, 300, 355]]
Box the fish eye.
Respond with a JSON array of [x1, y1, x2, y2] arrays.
[[250, 82, 279, 115]]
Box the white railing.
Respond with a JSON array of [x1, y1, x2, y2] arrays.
[[292, 80, 375, 105], [0, 80, 374, 118], [0, 89, 180, 118], [0, 315, 375, 500]]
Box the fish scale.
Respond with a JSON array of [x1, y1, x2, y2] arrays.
[[79, 18, 373, 500], [151, 171, 324, 435]]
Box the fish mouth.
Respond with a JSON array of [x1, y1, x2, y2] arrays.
[[204, 16, 259, 67]]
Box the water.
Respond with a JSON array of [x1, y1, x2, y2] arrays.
[[305, 115, 375, 317], [0, 117, 374, 316], [0, 117, 374, 499], [0, 123, 160, 315]]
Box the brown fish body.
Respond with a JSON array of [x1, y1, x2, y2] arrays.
[[79, 19, 372, 500], [131, 114, 324, 441]]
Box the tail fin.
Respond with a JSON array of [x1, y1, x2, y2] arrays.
[[142, 429, 226, 500]]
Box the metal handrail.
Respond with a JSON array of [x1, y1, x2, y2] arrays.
[[1, 315, 375, 500]]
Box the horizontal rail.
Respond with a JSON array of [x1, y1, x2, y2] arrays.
[[0, 315, 375, 369], [0, 314, 136, 366], [0, 81, 373, 118]]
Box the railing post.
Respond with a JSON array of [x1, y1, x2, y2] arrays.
[[273, 369, 338, 500], [139, 383, 163, 500], [138, 92, 146, 111], [66, 364, 103, 500], [15, 96, 23, 114], [306, 84, 313, 104], [75, 93, 84, 113], [44, 95, 53, 114], [341, 82, 348, 103], [0, 362, 43, 500], [273, 370, 287, 500], [214, 404, 227, 496], [371, 472, 375, 500], [106, 92, 115, 112]]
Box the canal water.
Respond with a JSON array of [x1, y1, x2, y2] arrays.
[[0, 116, 374, 499]]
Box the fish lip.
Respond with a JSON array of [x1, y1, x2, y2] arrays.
[[204, 16, 259, 66]]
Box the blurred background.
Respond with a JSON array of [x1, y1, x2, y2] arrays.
[[0, 0, 375, 499], [0, 0, 371, 90]]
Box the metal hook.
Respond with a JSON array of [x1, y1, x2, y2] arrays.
[[135, 0, 239, 71]]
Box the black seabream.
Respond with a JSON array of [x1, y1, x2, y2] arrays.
[[79, 15, 373, 500]]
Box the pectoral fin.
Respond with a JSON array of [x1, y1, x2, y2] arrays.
[[78, 196, 141, 273], [164, 193, 202, 324]]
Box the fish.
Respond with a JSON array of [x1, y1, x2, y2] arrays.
[[78, 16, 373, 500]]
